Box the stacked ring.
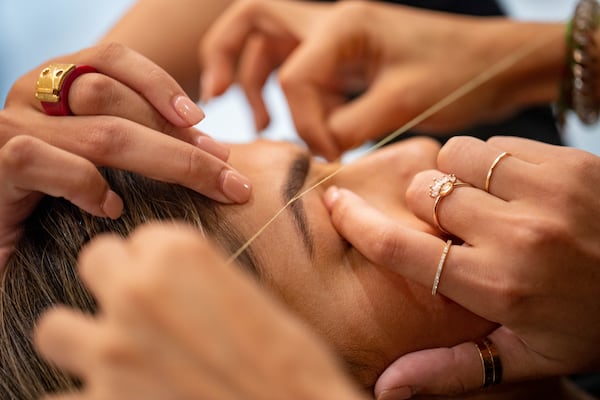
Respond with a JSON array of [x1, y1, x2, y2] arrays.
[[431, 239, 452, 295], [428, 174, 471, 234], [35, 63, 97, 116], [473, 337, 503, 387], [484, 152, 511, 193]]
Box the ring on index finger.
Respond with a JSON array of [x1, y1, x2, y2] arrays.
[[428, 174, 471, 235]]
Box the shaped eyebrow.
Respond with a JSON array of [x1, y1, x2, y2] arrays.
[[282, 153, 314, 259]]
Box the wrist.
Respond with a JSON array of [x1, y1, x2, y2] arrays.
[[482, 20, 566, 113]]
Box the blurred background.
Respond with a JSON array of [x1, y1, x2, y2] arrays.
[[1, 0, 598, 154]]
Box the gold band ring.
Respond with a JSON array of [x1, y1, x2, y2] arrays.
[[431, 239, 452, 295], [429, 174, 471, 234], [484, 152, 511, 193], [473, 337, 503, 388]]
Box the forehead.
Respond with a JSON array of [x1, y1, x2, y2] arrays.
[[225, 140, 312, 282]]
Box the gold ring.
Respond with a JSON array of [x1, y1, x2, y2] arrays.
[[35, 63, 97, 116], [484, 152, 511, 193], [431, 239, 452, 295], [428, 174, 470, 234], [473, 337, 503, 388]]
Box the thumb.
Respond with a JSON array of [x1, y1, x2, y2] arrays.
[[375, 341, 484, 400], [374, 327, 566, 399], [328, 79, 412, 151]]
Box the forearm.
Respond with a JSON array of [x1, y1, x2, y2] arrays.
[[476, 19, 566, 113], [100, 0, 234, 99]]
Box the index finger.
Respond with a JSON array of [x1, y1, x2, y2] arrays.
[[200, 0, 323, 99], [42, 115, 251, 204], [71, 42, 205, 127]]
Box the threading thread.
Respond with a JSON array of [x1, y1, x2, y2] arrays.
[[227, 35, 557, 264]]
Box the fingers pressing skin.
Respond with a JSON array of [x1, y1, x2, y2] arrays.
[[4, 42, 249, 203], [0, 136, 122, 220], [16, 114, 249, 204], [323, 185, 445, 284], [374, 326, 567, 399]]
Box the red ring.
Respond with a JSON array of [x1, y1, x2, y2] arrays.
[[41, 65, 97, 116]]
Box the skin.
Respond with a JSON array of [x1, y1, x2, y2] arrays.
[[325, 136, 600, 398], [221, 138, 495, 386], [201, 0, 566, 159]]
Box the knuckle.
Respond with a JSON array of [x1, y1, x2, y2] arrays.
[[511, 214, 568, 251], [0, 135, 41, 172], [71, 74, 118, 114], [184, 147, 212, 182], [93, 42, 128, 64], [95, 331, 136, 365], [438, 136, 480, 169], [277, 66, 297, 94], [332, 0, 371, 19], [78, 119, 129, 160], [369, 226, 407, 265]]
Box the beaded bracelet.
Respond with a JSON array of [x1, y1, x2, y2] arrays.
[[557, 0, 600, 127]]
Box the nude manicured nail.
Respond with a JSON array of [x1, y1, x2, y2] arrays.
[[102, 190, 124, 219], [195, 136, 230, 161], [173, 95, 205, 125], [221, 170, 252, 204], [377, 387, 413, 400]]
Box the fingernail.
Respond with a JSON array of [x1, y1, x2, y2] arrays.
[[200, 71, 214, 103], [173, 95, 205, 125], [221, 169, 252, 204], [195, 136, 230, 161], [377, 387, 413, 400], [102, 190, 124, 219], [323, 186, 340, 210]]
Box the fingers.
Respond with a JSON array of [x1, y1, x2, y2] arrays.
[[0, 136, 122, 219], [323, 185, 446, 283], [322, 184, 509, 323], [37, 116, 249, 204], [326, 79, 417, 151], [200, 0, 318, 101], [238, 35, 276, 131], [68, 73, 222, 155], [375, 340, 484, 399], [75, 42, 204, 127], [374, 326, 567, 399], [406, 169, 509, 243], [34, 306, 99, 379], [437, 137, 540, 200]]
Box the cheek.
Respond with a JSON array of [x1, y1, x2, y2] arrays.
[[274, 250, 495, 386]]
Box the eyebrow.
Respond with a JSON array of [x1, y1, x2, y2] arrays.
[[282, 153, 314, 259]]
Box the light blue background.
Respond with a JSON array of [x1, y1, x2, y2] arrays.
[[1, 0, 598, 154]]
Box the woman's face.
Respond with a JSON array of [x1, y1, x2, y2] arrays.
[[224, 138, 494, 386]]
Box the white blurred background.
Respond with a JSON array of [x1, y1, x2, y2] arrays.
[[1, 0, 598, 154]]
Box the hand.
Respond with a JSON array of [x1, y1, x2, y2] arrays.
[[0, 136, 123, 272], [202, 0, 564, 160], [324, 136, 600, 398], [200, 0, 325, 133], [3, 42, 251, 204], [34, 223, 367, 400]]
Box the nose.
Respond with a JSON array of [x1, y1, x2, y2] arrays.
[[329, 138, 440, 207]]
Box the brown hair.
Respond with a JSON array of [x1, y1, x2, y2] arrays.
[[0, 168, 258, 399]]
